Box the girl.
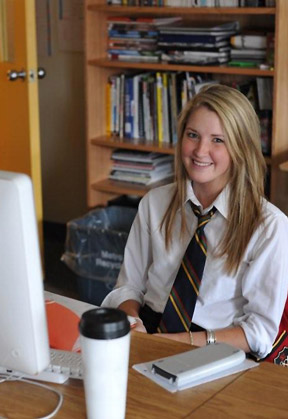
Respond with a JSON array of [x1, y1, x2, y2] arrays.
[[102, 84, 288, 360]]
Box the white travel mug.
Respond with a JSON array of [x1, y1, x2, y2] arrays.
[[79, 308, 130, 419]]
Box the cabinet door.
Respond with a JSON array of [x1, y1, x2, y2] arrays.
[[0, 0, 43, 239]]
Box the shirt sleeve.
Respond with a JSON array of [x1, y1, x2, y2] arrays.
[[234, 211, 288, 359], [101, 196, 152, 309]]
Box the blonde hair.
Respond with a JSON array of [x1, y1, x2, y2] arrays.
[[161, 84, 266, 274]]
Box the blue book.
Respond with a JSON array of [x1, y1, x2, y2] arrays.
[[108, 30, 158, 39], [124, 77, 134, 139]]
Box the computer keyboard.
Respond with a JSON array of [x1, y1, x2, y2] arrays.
[[0, 349, 83, 384]]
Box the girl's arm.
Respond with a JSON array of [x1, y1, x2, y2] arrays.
[[118, 299, 147, 333], [156, 326, 250, 352]]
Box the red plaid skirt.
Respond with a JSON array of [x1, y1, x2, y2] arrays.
[[263, 296, 288, 366]]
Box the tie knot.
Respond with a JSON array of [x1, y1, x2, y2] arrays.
[[191, 203, 217, 226]]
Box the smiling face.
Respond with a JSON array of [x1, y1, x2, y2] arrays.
[[181, 105, 232, 206]]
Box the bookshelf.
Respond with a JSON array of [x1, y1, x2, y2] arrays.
[[85, 0, 288, 213]]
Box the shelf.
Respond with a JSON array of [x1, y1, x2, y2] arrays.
[[89, 59, 274, 77], [88, 5, 276, 16], [280, 161, 288, 172], [91, 136, 175, 154], [91, 136, 272, 163], [91, 178, 174, 197], [85, 0, 288, 211]]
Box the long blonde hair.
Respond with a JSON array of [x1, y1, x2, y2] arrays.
[[161, 84, 266, 274]]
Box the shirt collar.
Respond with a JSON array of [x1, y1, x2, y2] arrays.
[[185, 180, 230, 219]]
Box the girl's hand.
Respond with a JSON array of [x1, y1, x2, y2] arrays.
[[131, 317, 147, 333]]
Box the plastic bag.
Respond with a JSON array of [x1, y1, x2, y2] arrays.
[[62, 206, 137, 282]]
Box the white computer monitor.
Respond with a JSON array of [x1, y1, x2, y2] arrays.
[[0, 171, 50, 375]]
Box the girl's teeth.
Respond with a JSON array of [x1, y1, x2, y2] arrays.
[[193, 160, 211, 167]]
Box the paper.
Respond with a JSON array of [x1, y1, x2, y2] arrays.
[[44, 291, 136, 351], [133, 357, 259, 393]]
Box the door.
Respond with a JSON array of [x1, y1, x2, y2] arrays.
[[0, 0, 43, 240]]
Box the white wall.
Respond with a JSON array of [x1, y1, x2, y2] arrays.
[[37, 0, 87, 223]]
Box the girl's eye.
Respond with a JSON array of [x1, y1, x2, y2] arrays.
[[213, 137, 224, 143], [187, 131, 198, 139]]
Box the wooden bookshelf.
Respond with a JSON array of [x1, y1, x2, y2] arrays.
[[91, 136, 175, 154], [85, 0, 288, 213]]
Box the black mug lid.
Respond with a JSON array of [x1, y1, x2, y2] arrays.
[[79, 308, 130, 340]]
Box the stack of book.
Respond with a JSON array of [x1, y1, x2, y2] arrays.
[[229, 34, 268, 67], [107, 16, 182, 63], [109, 150, 174, 186], [158, 21, 239, 65]]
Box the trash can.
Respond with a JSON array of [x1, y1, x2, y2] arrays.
[[61, 206, 137, 305]]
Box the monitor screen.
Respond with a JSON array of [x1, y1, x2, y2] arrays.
[[0, 171, 50, 375]]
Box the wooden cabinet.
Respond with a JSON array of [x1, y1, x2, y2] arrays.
[[85, 0, 288, 213]]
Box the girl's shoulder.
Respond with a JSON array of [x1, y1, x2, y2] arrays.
[[263, 199, 288, 220], [138, 182, 177, 221], [141, 182, 177, 207], [261, 199, 288, 233]]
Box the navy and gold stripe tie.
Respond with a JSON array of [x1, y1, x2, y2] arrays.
[[158, 203, 217, 333]]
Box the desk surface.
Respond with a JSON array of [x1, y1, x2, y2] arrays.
[[0, 333, 287, 418]]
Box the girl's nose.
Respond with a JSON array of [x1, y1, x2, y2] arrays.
[[194, 139, 209, 156]]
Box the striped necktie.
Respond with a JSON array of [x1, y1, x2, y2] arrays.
[[158, 203, 217, 333]]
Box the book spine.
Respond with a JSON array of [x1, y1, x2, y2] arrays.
[[111, 76, 117, 135], [156, 72, 163, 145], [138, 77, 145, 139], [133, 75, 139, 139], [119, 74, 125, 138], [115, 76, 121, 136], [152, 80, 158, 142], [170, 72, 178, 145], [142, 78, 150, 141], [106, 80, 112, 135], [162, 72, 170, 144]]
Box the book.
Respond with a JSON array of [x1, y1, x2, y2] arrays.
[[169, 72, 178, 145], [159, 21, 239, 33], [109, 170, 173, 186], [230, 34, 267, 50], [124, 77, 134, 139], [256, 77, 273, 110], [112, 160, 174, 174], [230, 48, 266, 58], [107, 16, 182, 26], [111, 149, 173, 164], [108, 29, 158, 39], [156, 72, 164, 144], [106, 80, 112, 135], [218, 0, 238, 5], [119, 74, 125, 138], [158, 43, 230, 52], [161, 72, 170, 144], [109, 53, 160, 63], [110, 149, 174, 186], [158, 33, 235, 45], [161, 52, 229, 65]]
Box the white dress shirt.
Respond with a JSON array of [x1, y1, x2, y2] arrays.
[[102, 181, 288, 358]]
